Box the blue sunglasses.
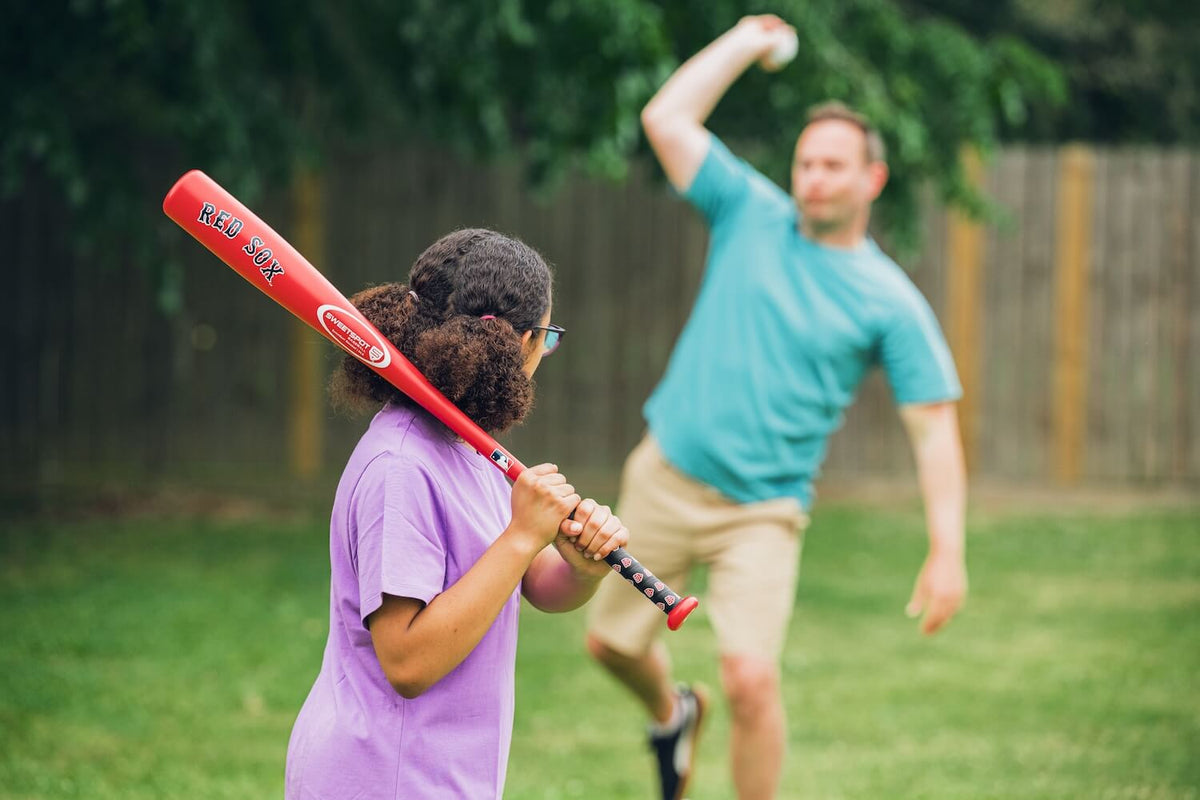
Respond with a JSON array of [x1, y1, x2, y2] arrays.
[[529, 324, 566, 356]]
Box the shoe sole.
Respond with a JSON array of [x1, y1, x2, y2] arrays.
[[673, 684, 710, 800]]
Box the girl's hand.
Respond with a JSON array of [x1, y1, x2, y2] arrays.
[[554, 498, 629, 578], [508, 464, 581, 550]]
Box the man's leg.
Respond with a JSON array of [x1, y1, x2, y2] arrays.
[[585, 433, 696, 726], [586, 636, 676, 723], [721, 654, 785, 800], [585, 435, 708, 800], [702, 496, 808, 800], [589, 635, 708, 800]]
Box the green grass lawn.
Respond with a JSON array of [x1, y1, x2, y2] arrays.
[[1, 499, 1197, 799]]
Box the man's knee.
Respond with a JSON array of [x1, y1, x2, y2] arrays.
[[720, 655, 781, 721]]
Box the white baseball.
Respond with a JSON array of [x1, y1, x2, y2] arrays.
[[764, 29, 799, 70]]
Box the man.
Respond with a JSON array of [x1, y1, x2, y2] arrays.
[[584, 15, 968, 800]]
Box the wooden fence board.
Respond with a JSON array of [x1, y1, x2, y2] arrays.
[[983, 148, 1027, 478], [1052, 146, 1094, 483], [1161, 150, 1191, 481], [1190, 156, 1200, 478], [1084, 149, 1111, 478], [1101, 151, 1130, 480], [945, 148, 986, 471], [1128, 150, 1159, 480]]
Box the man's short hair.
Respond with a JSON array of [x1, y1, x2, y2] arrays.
[[804, 101, 886, 164]]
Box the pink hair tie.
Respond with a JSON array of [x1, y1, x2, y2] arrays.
[[480, 314, 496, 320]]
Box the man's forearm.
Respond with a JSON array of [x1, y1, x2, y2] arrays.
[[915, 431, 967, 557], [641, 16, 793, 190], [901, 403, 968, 633], [901, 403, 967, 557], [642, 23, 774, 129]]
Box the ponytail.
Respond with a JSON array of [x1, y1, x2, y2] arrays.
[[328, 229, 550, 433], [413, 315, 533, 433], [327, 282, 418, 416]]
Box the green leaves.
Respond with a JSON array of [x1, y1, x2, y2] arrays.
[[3, 0, 1066, 291]]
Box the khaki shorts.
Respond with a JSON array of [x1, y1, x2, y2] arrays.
[[586, 434, 809, 662]]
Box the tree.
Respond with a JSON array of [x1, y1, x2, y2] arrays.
[[902, 0, 1200, 144], [2, 0, 1064, 300]]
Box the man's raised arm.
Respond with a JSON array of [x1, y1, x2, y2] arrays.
[[641, 15, 798, 191]]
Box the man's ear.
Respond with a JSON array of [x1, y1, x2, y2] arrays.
[[867, 161, 889, 201]]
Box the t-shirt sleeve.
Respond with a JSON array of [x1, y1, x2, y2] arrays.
[[354, 455, 448, 628], [878, 284, 963, 406], [681, 134, 755, 228]]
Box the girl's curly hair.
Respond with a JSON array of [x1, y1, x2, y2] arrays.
[[329, 229, 552, 434]]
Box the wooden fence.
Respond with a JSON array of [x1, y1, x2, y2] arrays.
[[2, 143, 1197, 499]]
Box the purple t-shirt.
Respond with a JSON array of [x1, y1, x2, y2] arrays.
[[286, 403, 518, 800]]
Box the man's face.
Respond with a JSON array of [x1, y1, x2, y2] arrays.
[[791, 120, 885, 233]]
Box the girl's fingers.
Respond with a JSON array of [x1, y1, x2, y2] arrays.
[[575, 503, 611, 552], [590, 519, 628, 560], [580, 511, 618, 558]]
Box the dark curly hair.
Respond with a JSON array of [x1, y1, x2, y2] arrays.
[[329, 229, 553, 434]]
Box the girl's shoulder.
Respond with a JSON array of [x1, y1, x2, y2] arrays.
[[356, 404, 495, 487], [366, 404, 454, 452]]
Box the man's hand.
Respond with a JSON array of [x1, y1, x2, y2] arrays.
[[736, 14, 798, 71], [906, 550, 967, 635]]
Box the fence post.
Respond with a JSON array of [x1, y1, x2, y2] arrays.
[[945, 147, 986, 470], [289, 167, 325, 480], [1052, 145, 1094, 484]]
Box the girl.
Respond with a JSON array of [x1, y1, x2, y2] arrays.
[[285, 229, 628, 800]]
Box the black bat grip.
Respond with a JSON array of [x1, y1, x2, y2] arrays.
[[603, 546, 698, 631]]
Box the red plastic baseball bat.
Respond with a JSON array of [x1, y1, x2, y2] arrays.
[[163, 170, 698, 630]]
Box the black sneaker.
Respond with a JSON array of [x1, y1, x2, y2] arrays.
[[648, 684, 709, 800]]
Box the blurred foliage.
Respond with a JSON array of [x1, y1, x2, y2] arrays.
[[664, 0, 1066, 250], [903, 0, 1200, 144], [3, 0, 1074, 295]]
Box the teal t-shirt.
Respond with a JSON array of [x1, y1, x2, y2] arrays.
[[644, 135, 961, 509]]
